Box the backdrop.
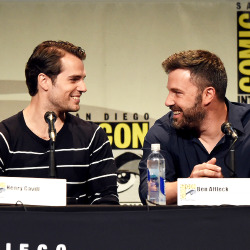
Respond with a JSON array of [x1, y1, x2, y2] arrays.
[[0, 0, 248, 203]]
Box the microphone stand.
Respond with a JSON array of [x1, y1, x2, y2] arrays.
[[229, 139, 236, 178], [228, 138, 237, 178], [44, 111, 57, 178], [221, 123, 238, 178], [49, 138, 57, 178]]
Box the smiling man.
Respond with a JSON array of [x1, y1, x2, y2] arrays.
[[0, 40, 119, 205], [139, 50, 250, 205]]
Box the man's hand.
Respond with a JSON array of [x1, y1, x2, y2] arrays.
[[165, 158, 223, 205], [189, 158, 223, 178]]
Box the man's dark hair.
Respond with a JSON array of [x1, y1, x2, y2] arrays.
[[162, 50, 227, 101], [25, 40, 86, 96]]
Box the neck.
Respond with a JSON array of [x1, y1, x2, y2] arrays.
[[198, 100, 228, 153], [23, 98, 65, 140]]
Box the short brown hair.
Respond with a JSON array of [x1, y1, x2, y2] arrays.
[[25, 40, 86, 96], [162, 50, 227, 101]]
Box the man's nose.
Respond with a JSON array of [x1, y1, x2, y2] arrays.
[[78, 79, 87, 93], [165, 93, 174, 107]]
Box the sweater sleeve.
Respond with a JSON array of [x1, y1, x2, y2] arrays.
[[0, 123, 11, 176], [87, 126, 119, 205]]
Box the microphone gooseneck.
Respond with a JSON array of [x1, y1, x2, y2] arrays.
[[221, 122, 238, 140], [221, 122, 238, 178], [44, 111, 57, 142], [44, 111, 57, 178]]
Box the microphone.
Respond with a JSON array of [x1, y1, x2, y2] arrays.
[[44, 111, 57, 142], [221, 122, 238, 140]]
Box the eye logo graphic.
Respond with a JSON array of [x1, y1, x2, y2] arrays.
[[115, 152, 142, 204]]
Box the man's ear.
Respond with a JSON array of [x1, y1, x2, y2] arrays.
[[202, 87, 215, 105], [37, 73, 50, 91]]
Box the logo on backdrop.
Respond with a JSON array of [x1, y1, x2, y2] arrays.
[[78, 111, 150, 150], [237, 4, 250, 103]]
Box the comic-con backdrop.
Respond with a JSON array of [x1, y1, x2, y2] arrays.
[[0, 0, 247, 204]]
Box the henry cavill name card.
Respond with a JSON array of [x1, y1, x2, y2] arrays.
[[0, 176, 66, 206]]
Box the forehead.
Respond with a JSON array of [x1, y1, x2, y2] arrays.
[[167, 69, 197, 91], [60, 53, 85, 73]]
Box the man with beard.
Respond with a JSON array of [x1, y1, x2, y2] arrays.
[[139, 49, 250, 205]]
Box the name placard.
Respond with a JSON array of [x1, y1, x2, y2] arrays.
[[178, 178, 250, 206], [0, 177, 66, 206]]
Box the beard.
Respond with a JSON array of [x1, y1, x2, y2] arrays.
[[171, 95, 206, 130]]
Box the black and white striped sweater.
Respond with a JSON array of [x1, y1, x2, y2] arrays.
[[0, 111, 119, 205]]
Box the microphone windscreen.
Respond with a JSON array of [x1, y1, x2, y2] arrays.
[[44, 111, 57, 123], [221, 122, 230, 134]]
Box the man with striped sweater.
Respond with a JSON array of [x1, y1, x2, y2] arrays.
[[0, 40, 119, 205]]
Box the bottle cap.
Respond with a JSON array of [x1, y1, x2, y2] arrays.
[[151, 143, 160, 151]]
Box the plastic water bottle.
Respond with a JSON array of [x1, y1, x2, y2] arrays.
[[147, 143, 166, 205]]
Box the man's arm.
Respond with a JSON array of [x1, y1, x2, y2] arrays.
[[0, 124, 10, 176], [165, 181, 177, 205], [138, 147, 150, 205], [87, 126, 119, 205]]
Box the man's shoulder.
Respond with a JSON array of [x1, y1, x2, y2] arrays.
[[151, 112, 173, 131], [230, 101, 250, 122], [66, 113, 102, 135], [0, 112, 22, 130], [155, 112, 172, 125], [226, 101, 250, 136], [231, 101, 250, 111], [0, 112, 23, 144], [146, 112, 174, 139]]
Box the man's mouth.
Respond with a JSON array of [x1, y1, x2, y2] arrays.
[[170, 105, 182, 115], [72, 97, 80, 100]]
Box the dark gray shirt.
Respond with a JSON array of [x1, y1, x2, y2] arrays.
[[139, 99, 250, 204]]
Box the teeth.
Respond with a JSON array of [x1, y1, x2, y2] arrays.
[[72, 97, 80, 100], [173, 111, 181, 115]]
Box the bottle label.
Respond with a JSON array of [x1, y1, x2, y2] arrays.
[[160, 176, 165, 195], [148, 169, 159, 193]]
